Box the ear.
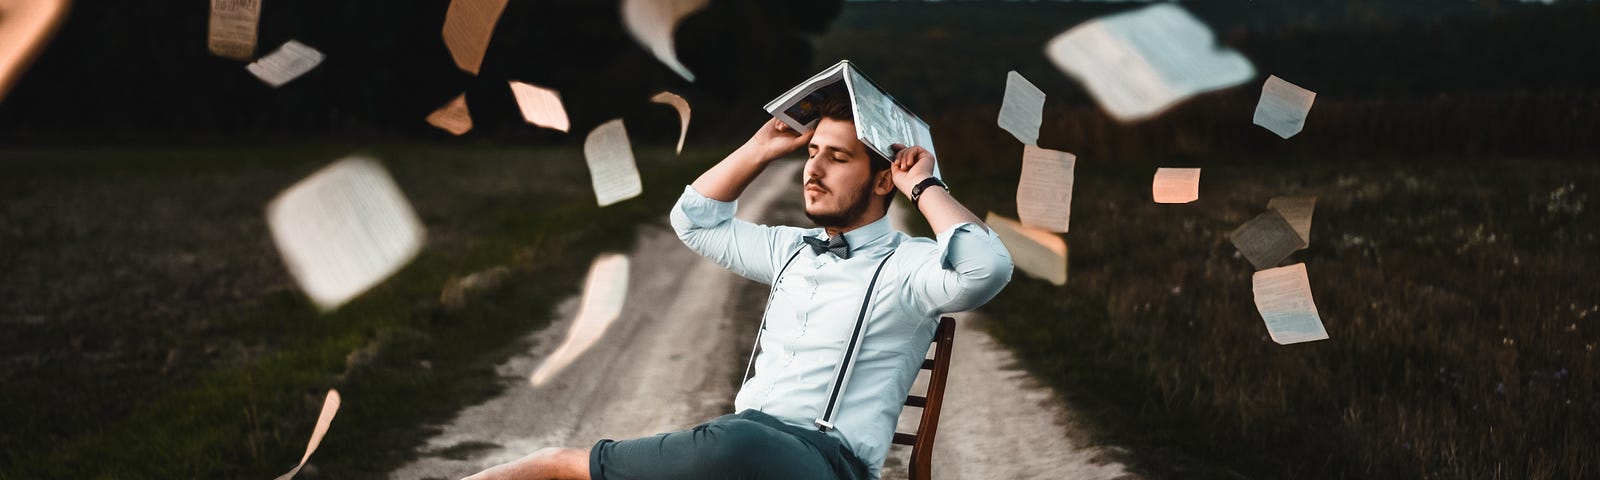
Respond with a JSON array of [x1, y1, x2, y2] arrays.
[[872, 167, 896, 196]]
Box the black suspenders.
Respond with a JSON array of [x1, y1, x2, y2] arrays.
[[815, 250, 895, 432], [734, 239, 899, 434]]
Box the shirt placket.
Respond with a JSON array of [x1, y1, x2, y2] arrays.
[[762, 255, 827, 408]]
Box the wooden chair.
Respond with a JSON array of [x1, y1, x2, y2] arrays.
[[891, 316, 955, 480]]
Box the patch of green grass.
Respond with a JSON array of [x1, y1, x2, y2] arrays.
[[947, 143, 1600, 478], [0, 143, 711, 478]]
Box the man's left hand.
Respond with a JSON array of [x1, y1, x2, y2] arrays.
[[888, 143, 935, 199]]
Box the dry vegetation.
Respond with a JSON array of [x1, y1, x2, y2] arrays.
[[937, 129, 1600, 477]]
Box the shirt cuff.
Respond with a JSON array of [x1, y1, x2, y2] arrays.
[[670, 185, 738, 231], [933, 222, 1002, 269]]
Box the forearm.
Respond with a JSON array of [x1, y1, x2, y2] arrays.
[[690, 143, 771, 202], [912, 186, 987, 234]]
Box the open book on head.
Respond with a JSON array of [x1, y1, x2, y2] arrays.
[[764, 60, 941, 178]]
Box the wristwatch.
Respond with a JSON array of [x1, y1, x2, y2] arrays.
[[910, 177, 947, 205]]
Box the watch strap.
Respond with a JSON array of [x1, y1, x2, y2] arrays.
[[910, 177, 947, 205]]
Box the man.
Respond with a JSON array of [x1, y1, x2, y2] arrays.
[[466, 97, 1013, 479]]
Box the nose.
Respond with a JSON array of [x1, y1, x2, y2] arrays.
[[802, 154, 823, 183]]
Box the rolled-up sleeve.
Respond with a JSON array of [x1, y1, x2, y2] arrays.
[[904, 222, 1014, 314], [670, 185, 802, 285]]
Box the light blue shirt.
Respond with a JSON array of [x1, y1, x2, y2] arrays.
[[670, 185, 1013, 478]]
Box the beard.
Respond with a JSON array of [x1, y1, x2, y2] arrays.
[[804, 177, 876, 229]]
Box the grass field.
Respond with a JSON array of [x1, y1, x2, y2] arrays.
[[0, 142, 709, 478], [934, 132, 1600, 478]]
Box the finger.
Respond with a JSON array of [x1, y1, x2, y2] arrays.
[[773, 119, 789, 133]]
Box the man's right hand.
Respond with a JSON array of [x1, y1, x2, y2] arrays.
[[740, 118, 815, 164]]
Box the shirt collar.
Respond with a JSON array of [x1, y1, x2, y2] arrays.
[[830, 214, 895, 251]]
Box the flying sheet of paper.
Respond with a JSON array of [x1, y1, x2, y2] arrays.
[[1151, 167, 1200, 204], [530, 254, 630, 386], [1253, 75, 1316, 139], [1252, 263, 1329, 345], [1016, 145, 1075, 233], [1044, 3, 1255, 122], [997, 70, 1045, 146], [650, 91, 691, 155], [584, 119, 643, 207], [986, 212, 1067, 286], [425, 93, 472, 136], [621, 0, 709, 82], [266, 157, 425, 311], [1266, 196, 1316, 250], [441, 0, 508, 75], [508, 80, 570, 133], [246, 40, 324, 88], [0, 0, 69, 103], [1229, 210, 1301, 270], [207, 0, 261, 60], [274, 389, 341, 480]]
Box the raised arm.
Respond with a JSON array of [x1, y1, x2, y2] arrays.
[[888, 144, 986, 234], [673, 119, 814, 285], [691, 118, 814, 201], [889, 144, 1013, 314]]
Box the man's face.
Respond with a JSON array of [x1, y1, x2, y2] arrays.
[[803, 117, 879, 228]]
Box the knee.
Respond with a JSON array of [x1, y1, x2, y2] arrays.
[[701, 420, 781, 468]]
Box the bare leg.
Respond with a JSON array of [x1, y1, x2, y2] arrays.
[[462, 447, 590, 480]]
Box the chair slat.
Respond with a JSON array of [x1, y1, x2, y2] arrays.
[[921, 358, 934, 370], [904, 395, 927, 408], [892, 432, 917, 446]]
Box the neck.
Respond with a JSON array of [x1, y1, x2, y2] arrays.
[[824, 210, 886, 238]]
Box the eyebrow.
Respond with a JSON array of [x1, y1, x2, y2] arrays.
[[809, 143, 854, 157]]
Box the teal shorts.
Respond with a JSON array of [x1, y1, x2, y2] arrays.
[[588, 409, 871, 480]]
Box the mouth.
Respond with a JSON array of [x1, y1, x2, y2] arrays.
[[804, 182, 827, 194]]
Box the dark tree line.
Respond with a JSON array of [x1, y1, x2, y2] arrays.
[[0, 0, 842, 145]]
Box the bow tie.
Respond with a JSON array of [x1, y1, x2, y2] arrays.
[[803, 235, 850, 259]]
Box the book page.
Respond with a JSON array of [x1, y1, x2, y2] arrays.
[[0, 0, 69, 102], [425, 93, 472, 136], [1252, 263, 1329, 345], [584, 119, 643, 207], [266, 157, 424, 311], [1151, 167, 1200, 203], [1045, 4, 1253, 122], [1229, 210, 1302, 270], [650, 91, 691, 155], [246, 40, 324, 88], [1253, 75, 1316, 139], [763, 61, 848, 132], [986, 212, 1067, 286], [1266, 195, 1316, 249], [530, 253, 630, 385], [998, 70, 1045, 146], [274, 390, 341, 480], [509, 80, 570, 132], [621, 0, 709, 82], [1016, 145, 1075, 233], [844, 66, 932, 162], [207, 0, 261, 60], [441, 0, 508, 75]]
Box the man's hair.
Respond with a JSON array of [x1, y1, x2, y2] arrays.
[[814, 95, 894, 208]]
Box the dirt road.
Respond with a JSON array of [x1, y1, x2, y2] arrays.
[[390, 160, 1133, 479]]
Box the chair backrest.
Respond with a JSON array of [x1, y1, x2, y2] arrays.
[[891, 316, 955, 480]]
